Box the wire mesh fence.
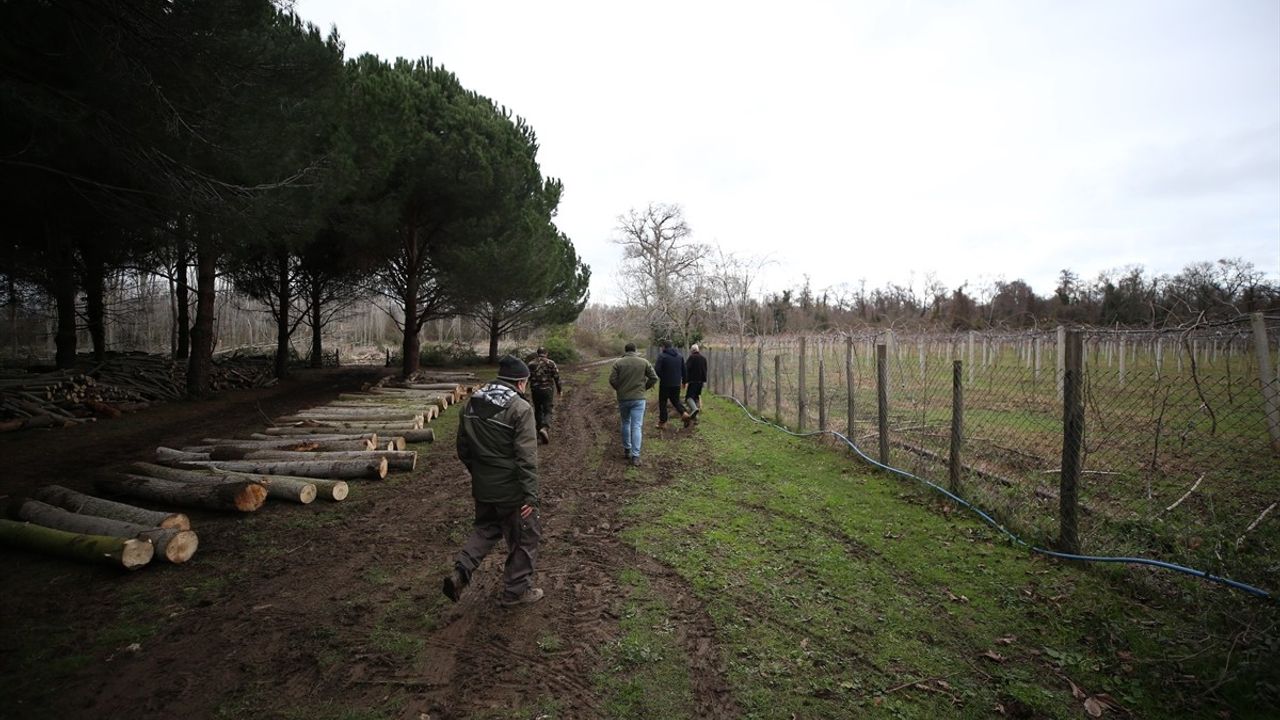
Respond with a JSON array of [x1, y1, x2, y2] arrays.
[[705, 314, 1280, 592]]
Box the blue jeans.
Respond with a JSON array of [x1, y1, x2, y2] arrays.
[[618, 399, 646, 458]]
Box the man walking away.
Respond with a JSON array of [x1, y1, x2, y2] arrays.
[[609, 342, 657, 466], [444, 355, 543, 607], [685, 343, 707, 423], [654, 339, 692, 429], [527, 347, 561, 445]]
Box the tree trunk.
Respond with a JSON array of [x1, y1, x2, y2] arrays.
[[310, 279, 324, 369], [32, 484, 190, 530], [50, 234, 78, 369], [488, 315, 500, 364], [0, 518, 153, 570], [281, 411, 423, 424], [82, 244, 106, 363], [97, 475, 266, 512], [14, 499, 198, 563], [149, 453, 387, 480], [130, 463, 316, 504], [175, 240, 190, 360], [186, 237, 217, 397], [247, 431, 379, 444], [274, 251, 291, 380]]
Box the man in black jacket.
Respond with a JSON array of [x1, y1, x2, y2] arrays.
[[653, 340, 691, 429], [443, 355, 543, 607], [685, 343, 708, 422]]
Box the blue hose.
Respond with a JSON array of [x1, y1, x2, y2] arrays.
[[718, 395, 1275, 601]]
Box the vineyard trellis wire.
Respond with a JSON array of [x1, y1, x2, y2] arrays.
[[704, 313, 1280, 595]]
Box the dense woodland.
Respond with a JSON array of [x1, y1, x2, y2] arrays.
[[0, 0, 589, 391]]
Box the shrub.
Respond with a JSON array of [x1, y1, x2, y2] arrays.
[[420, 341, 481, 367]]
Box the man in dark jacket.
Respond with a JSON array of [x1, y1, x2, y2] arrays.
[[684, 343, 708, 422], [443, 355, 543, 607], [653, 340, 691, 429]]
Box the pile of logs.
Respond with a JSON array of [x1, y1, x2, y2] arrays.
[[0, 374, 468, 569], [2, 485, 198, 570], [0, 352, 278, 431]]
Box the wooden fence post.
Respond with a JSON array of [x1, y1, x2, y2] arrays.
[[877, 343, 889, 465], [741, 345, 750, 409], [967, 331, 976, 386], [729, 346, 738, 400], [798, 337, 807, 432], [1251, 313, 1280, 452], [1059, 330, 1083, 554], [818, 358, 828, 431], [950, 359, 963, 494], [846, 335, 855, 440], [1056, 325, 1065, 400], [756, 344, 764, 412], [774, 354, 782, 423]]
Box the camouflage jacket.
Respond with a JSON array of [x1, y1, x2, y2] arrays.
[[528, 355, 561, 392]]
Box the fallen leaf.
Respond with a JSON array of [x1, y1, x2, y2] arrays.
[[994, 703, 1006, 715], [936, 680, 952, 690], [979, 650, 1005, 663], [995, 635, 1017, 645], [1068, 678, 1086, 700], [1116, 650, 1133, 661], [1084, 696, 1104, 717]]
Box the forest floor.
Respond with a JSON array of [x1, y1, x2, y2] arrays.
[[0, 363, 1276, 720]]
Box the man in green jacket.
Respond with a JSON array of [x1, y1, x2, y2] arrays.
[[609, 342, 658, 466], [444, 355, 543, 607]]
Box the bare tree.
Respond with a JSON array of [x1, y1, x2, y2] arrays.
[[703, 245, 771, 346], [613, 202, 707, 343]]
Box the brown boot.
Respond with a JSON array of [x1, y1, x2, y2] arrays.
[[655, 421, 666, 430], [681, 412, 692, 428]]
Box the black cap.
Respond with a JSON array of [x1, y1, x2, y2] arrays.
[[497, 355, 530, 381], [537, 346, 547, 356]]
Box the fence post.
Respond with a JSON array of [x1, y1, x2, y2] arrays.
[[1251, 312, 1280, 453], [1059, 330, 1083, 554], [741, 345, 750, 409], [967, 330, 976, 386], [950, 359, 963, 494], [846, 335, 855, 440], [877, 343, 889, 465], [798, 337, 807, 432], [774, 354, 782, 423], [1056, 325, 1065, 400], [818, 358, 828, 431], [729, 346, 738, 400], [747, 345, 757, 412], [1118, 335, 1126, 387]]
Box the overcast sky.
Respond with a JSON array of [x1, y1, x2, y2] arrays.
[[296, 0, 1279, 304]]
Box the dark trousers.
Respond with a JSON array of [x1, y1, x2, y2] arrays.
[[685, 382, 704, 413], [657, 385, 687, 423], [454, 501, 541, 598], [531, 386, 555, 429]]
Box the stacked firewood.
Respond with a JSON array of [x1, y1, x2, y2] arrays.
[[0, 353, 278, 431]]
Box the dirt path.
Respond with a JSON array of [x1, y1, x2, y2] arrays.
[[0, 363, 736, 719]]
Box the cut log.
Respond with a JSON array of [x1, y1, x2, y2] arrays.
[[206, 448, 416, 472], [157, 447, 208, 464], [13, 499, 198, 563], [276, 417, 424, 427], [186, 438, 376, 452], [0, 518, 153, 569], [384, 436, 406, 451], [276, 413, 423, 426], [32, 484, 189, 530], [248, 431, 378, 445], [97, 475, 266, 512], [130, 464, 316, 504], [214, 469, 346, 502], [149, 457, 386, 480]]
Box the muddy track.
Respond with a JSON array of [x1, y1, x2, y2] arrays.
[[0, 363, 741, 720]]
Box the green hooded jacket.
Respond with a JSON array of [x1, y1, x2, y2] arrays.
[[456, 380, 538, 508]]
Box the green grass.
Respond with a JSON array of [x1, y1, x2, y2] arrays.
[[595, 568, 697, 719], [618, 385, 1280, 719]]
